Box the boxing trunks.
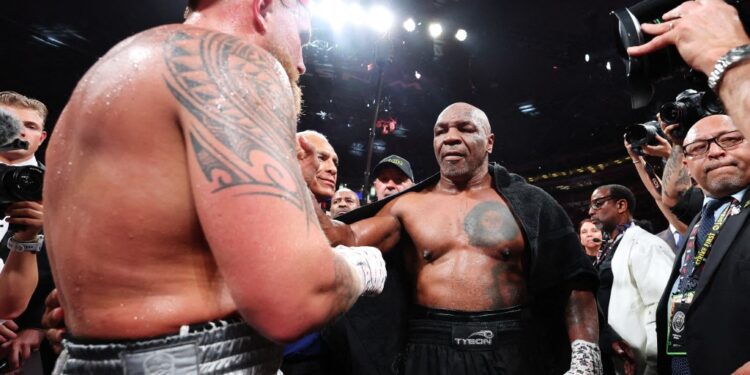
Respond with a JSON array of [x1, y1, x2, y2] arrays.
[[53, 317, 283, 375], [402, 305, 540, 375]]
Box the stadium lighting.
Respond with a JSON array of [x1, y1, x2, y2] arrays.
[[455, 29, 467, 42], [428, 23, 443, 38]]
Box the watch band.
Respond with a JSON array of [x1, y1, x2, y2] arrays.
[[708, 44, 750, 92], [7, 234, 44, 253]]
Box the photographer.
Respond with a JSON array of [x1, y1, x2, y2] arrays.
[[0, 91, 53, 373], [628, 0, 750, 140], [623, 130, 687, 250]]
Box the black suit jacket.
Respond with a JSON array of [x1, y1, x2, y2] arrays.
[[656, 192, 750, 375]]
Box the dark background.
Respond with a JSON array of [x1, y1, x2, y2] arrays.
[[1, 0, 713, 230]]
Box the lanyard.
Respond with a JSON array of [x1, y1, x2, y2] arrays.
[[682, 198, 749, 282]]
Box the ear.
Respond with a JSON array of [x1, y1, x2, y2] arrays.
[[39, 131, 47, 144], [617, 199, 628, 214], [486, 133, 495, 154], [253, 0, 272, 35]]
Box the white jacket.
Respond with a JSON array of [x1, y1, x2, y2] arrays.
[[608, 225, 675, 375]]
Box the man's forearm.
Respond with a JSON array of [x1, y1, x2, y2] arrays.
[[565, 290, 599, 343], [720, 63, 750, 141], [314, 200, 356, 245], [661, 144, 691, 207], [0, 252, 38, 319]]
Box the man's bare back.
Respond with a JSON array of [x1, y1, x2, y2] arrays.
[[44, 25, 256, 339], [44, 8, 383, 345], [378, 179, 527, 311]]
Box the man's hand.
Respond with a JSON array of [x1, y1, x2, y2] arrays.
[[627, 0, 750, 75], [657, 114, 684, 145], [0, 321, 18, 344], [296, 134, 319, 189], [612, 339, 637, 375], [42, 289, 65, 354], [5, 201, 43, 241], [564, 340, 603, 375], [0, 328, 44, 371], [641, 134, 672, 159]]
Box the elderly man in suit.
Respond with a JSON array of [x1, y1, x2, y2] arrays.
[[656, 115, 750, 374]]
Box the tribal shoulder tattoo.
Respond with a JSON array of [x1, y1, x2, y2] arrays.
[[162, 30, 316, 227]]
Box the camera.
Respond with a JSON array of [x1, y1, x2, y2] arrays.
[[612, 0, 747, 109], [658, 89, 724, 139], [625, 120, 664, 155], [0, 164, 44, 205]]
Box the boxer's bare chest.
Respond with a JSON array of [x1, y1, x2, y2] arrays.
[[399, 188, 526, 263]]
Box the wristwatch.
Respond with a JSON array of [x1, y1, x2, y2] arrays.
[[7, 234, 44, 253], [708, 44, 750, 92]]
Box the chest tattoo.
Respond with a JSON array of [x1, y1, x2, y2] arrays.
[[463, 201, 520, 248]]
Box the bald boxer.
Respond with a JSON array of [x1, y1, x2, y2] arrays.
[[321, 103, 601, 375], [43, 0, 385, 373], [331, 188, 360, 218]]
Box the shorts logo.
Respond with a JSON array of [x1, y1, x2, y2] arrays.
[[143, 353, 176, 374], [454, 329, 494, 346]]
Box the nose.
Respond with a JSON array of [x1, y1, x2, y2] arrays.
[[588, 206, 596, 216], [706, 140, 726, 158], [297, 61, 306, 76], [442, 128, 462, 145]]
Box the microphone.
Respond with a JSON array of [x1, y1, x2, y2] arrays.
[[0, 109, 28, 152], [592, 238, 602, 243]]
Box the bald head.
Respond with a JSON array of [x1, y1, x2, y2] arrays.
[[433, 102, 495, 182], [436, 102, 491, 135], [683, 115, 736, 146], [682, 114, 750, 198]]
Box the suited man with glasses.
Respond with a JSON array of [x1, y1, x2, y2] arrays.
[[589, 184, 674, 375], [656, 114, 750, 375]]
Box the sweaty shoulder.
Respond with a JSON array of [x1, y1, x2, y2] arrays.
[[69, 25, 294, 128]]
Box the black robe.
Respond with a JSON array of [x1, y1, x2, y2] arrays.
[[322, 163, 598, 375]]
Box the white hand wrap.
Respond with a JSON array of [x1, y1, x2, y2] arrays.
[[564, 340, 603, 375], [333, 245, 386, 296]]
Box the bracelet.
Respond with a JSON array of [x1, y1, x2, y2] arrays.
[[7, 234, 44, 253], [708, 44, 750, 92]]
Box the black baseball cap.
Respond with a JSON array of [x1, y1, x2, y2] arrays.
[[372, 155, 414, 182]]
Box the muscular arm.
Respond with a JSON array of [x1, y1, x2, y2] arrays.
[[661, 144, 691, 208], [719, 63, 750, 140], [0, 253, 38, 320], [564, 290, 599, 343], [166, 30, 364, 342], [314, 195, 402, 252]]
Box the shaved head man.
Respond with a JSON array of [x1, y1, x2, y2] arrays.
[[43, 0, 385, 373], [319, 102, 601, 375], [331, 188, 360, 217]]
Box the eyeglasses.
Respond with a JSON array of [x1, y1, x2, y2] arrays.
[[590, 196, 615, 210], [683, 131, 745, 158]]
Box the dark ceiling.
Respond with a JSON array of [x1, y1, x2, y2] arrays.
[[1, 0, 714, 228]]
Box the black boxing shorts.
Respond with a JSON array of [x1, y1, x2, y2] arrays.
[[401, 305, 541, 375], [52, 317, 282, 375]]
